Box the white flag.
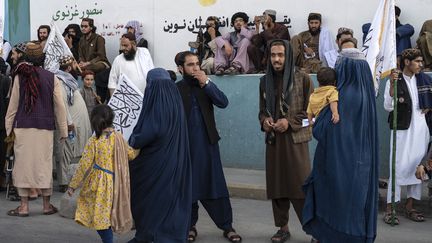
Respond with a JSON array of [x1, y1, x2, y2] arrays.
[[108, 74, 144, 141], [362, 0, 397, 94], [43, 22, 73, 72]]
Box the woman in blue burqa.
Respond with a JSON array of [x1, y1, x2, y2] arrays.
[[302, 48, 379, 243], [128, 68, 192, 243]]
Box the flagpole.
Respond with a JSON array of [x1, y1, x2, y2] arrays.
[[391, 70, 398, 226]]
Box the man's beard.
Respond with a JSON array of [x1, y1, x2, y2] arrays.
[[69, 69, 79, 79], [38, 36, 47, 42], [309, 27, 321, 36], [183, 73, 199, 85], [124, 48, 137, 61]]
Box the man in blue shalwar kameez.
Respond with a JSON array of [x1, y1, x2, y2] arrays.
[[176, 51, 242, 243]]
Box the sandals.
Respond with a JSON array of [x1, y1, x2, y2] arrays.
[[7, 206, 29, 217], [383, 212, 399, 225], [223, 66, 240, 75], [43, 204, 58, 215], [223, 229, 242, 242], [271, 229, 290, 243], [405, 209, 425, 222], [188, 226, 197, 242], [215, 68, 225, 76]]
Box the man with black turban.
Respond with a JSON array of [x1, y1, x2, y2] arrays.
[[214, 12, 254, 75]]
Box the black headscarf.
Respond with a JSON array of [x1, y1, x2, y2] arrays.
[[264, 39, 295, 119]]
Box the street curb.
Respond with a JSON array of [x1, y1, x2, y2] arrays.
[[227, 183, 432, 216], [227, 183, 267, 200]]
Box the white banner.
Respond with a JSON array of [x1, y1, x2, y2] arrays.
[[43, 22, 73, 72], [29, 0, 431, 70], [362, 0, 397, 93], [108, 74, 144, 141], [0, 0, 4, 53]]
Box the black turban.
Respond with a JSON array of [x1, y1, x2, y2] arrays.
[[231, 12, 249, 25]]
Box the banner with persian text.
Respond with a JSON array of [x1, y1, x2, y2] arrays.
[[29, 0, 431, 70]]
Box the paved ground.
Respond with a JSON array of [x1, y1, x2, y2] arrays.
[[1, 191, 432, 243]]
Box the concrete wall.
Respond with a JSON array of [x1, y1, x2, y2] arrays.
[[212, 73, 430, 178], [6, 0, 430, 178]]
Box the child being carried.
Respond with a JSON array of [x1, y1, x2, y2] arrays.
[[307, 67, 340, 125]]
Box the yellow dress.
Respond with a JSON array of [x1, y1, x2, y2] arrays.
[[69, 131, 136, 230], [307, 85, 339, 117]]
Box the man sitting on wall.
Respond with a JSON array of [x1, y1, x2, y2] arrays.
[[214, 12, 254, 75]]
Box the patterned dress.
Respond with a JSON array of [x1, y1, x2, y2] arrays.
[[69, 131, 136, 230]]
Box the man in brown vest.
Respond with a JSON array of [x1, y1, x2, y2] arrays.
[[258, 40, 313, 243]]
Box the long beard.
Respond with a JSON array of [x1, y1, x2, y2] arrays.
[[183, 73, 199, 85], [309, 27, 321, 36], [124, 48, 137, 61]]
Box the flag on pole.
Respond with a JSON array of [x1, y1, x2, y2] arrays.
[[43, 22, 73, 73], [361, 0, 397, 94]]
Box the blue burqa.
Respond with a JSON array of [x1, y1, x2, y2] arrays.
[[128, 68, 192, 243], [302, 56, 379, 243]]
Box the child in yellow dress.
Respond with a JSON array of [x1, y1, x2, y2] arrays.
[[307, 67, 340, 125], [67, 104, 138, 243]]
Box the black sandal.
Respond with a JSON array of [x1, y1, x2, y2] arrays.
[[188, 226, 197, 242], [223, 228, 242, 242], [7, 206, 29, 217], [271, 230, 290, 243]]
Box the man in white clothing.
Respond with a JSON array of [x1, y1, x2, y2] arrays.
[[108, 33, 154, 95], [383, 48, 430, 225]]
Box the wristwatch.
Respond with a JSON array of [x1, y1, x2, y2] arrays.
[[202, 78, 210, 88]]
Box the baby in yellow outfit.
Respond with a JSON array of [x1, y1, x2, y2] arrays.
[[307, 67, 340, 125]]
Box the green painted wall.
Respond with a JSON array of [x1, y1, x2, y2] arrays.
[[6, 0, 30, 45]]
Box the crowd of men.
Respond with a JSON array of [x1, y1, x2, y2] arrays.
[[191, 7, 432, 75], [0, 5, 431, 243]]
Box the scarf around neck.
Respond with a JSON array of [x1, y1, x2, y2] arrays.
[[16, 62, 40, 114], [264, 39, 295, 119], [56, 70, 79, 106]]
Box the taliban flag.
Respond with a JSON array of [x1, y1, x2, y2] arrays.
[[43, 22, 73, 72], [361, 0, 397, 94]]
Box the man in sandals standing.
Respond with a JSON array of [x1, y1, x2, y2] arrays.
[[383, 48, 431, 224], [5, 43, 68, 217], [176, 51, 242, 242], [258, 40, 313, 242]]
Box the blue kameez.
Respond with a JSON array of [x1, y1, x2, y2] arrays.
[[188, 83, 229, 201]]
